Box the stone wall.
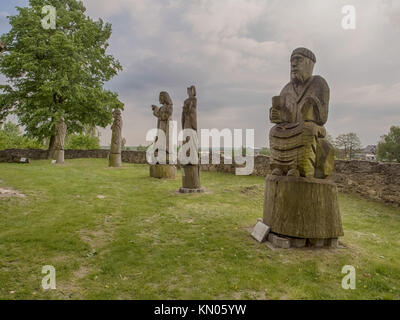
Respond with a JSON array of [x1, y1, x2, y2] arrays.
[[1, 149, 399, 205], [332, 160, 400, 206], [0, 148, 147, 163]]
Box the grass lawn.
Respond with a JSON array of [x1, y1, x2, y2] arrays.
[[0, 159, 399, 300]]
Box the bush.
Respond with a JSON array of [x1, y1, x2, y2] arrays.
[[0, 122, 44, 150], [66, 134, 100, 150]]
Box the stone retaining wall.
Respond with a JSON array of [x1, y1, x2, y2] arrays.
[[0, 149, 147, 163], [1, 149, 399, 205]]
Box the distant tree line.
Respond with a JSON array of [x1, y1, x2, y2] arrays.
[[377, 126, 400, 163]]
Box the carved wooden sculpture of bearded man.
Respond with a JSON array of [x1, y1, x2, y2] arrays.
[[262, 48, 343, 248], [269, 47, 335, 179]]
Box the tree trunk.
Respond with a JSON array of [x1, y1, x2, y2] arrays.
[[263, 175, 344, 239], [149, 164, 176, 179]]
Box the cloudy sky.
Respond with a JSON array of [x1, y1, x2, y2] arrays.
[[1, 0, 400, 147]]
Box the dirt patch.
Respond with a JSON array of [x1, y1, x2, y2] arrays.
[[0, 188, 25, 198], [78, 229, 113, 252], [240, 185, 264, 196]]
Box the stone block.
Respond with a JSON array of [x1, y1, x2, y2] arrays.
[[309, 238, 325, 248], [179, 187, 204, 194], [290, 238, 307, 248], [251, 222, 270, 243], [268, 233, 291, 249], [325, 238, 339, 248]]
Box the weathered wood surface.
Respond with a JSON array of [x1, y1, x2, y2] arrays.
[[181, 165, 201, 189], [109, 153, 122, 167], [263, 175, 344, 238], [54, 150, 65, 165], [150, 164, 176, 179]]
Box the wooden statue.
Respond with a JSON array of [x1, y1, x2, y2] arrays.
[[149, 91, 176, 179], [262, 48, 343, 248], [54, 117, 67, 164], [179, 85, 203, 193], [109, 108, 122, 167]]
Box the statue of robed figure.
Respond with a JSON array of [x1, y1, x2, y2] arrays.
[[261, 48, 343, 248], [149, 91, 176, 179], [179, 85, 203, 193], [54, 117, 67, 164], [109, 108, 122, 167]]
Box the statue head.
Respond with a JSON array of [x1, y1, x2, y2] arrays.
[[290, 47, 316, 84], [113, 108, 121, 118], [159, 91, 173, 105], [187, 85, 196, 98], [60, 117, 65, 123]]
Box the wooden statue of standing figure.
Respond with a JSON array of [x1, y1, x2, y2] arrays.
[[179, 85, 203, 193], [54, 117, 67, 164], [109, 108, 122, 167], [149, 91, 176, 179], [261, 48, 343, 248]]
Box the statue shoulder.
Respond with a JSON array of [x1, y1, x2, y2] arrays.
[[279, 82, 292, 95], [312, 76, 330, 91]]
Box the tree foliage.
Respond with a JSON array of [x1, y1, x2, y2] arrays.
[[0, 122, 44, 149], [0, 0, 123, 142], [334, 133, 363, 160], [65, 132, 99, 150], [377, 126, 400, 163]]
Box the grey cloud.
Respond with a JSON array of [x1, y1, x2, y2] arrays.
[[3, 0, 400, 147]]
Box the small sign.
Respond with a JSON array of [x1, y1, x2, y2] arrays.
[[20, 158, 27, 162], [251, 221, 270, 243], [51, 160, 57, 164]]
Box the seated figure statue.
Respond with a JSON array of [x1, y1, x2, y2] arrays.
[[269, 47, 335, 179]]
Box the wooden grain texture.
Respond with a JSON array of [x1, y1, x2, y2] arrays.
[[263, 175, 344, 238], [149, 164, 176, 179], [182, 165, 201, 189], [109, 153, 122, 167]]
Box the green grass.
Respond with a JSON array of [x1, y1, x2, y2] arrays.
[[0, 159, 399, 300]]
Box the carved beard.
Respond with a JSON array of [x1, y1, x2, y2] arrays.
[[291, 71, 307, 84], [291, 60, 314, 85], [291, 68, 314, 84]]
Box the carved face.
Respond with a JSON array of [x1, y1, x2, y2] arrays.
[[159, 92, 172, 105], [291, 54, 314, 84], [187, 86, 196, 98], [113, 109, 121, 118], [159, 93, 165, 104]]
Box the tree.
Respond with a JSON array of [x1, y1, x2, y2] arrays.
[[0, 122, 44, 149], [0, 0, 123, 153], [334, 133, 362, 160], [377, 126, 400, 162], [65, 133, 99, 150]]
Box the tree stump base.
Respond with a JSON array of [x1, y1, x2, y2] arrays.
[[181, 165, 202, 190], [263, 175, 344, 240], [109, 153, 122, 167], [54, 150, 64, 164], [149, 164, 176, 179]]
